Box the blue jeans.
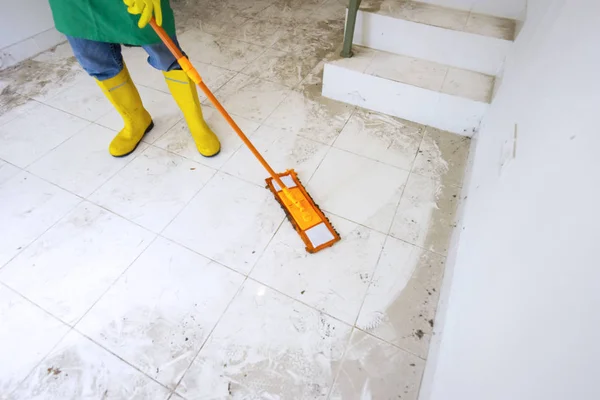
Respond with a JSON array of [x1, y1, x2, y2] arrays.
[[66, 36, 183, 81]]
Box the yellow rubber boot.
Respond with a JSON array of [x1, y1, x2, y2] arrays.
[[163, 69, 221, 157], [97, 65, 153, 157]]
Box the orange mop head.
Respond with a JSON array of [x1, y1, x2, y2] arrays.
[[266, 170, 340, 253]]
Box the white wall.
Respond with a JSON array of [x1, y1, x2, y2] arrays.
[[415, 0, 527, 19], [0, 0, 64, 69], [421, 0, 600, 399]]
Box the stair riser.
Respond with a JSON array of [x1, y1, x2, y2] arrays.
[[322, 63, 488, 137], [352, 10, 511, 76]]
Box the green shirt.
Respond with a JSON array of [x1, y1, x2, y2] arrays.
[[48, 0, 176, 45]]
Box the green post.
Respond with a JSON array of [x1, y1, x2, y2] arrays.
[[341, 0, 361, 58]]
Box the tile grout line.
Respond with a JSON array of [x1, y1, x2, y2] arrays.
[[145, 141, 221, 171], [84, 145, 217, 235], [19, 149, 168, 237], [14, 119, 220, 238], [325, 327, 356, 400], [438, 65, 452, 96], [156, 236, 247, 279], [0, 281, 75, 397], [305, 144, 333, 185], [349, 234, 389, 326], [81, 134, 155, 200], [157, 169, 220, 237], [464, 10, 472, 30], [82, 197, 162, 233], [17, 107, 97, 171], [139, 112, 185, 146], [244, 276, 353, 329], [229, 279, 358, 399], [151, 137, 241, 178], [168, 269, 251, 397], [384, 130, 429, 238], [4, 234, 224, 396], [410, 125, 430, 173], [151, 99, 260, 172], [303, 106, 358, 185], [70, 234, 160, 328], [245, 218, 287, 279], [199, 66, 241, 100], [18, 235, 168, 390], [32, 96, 111, 126], [72, 326, 175, 394], [322, 208, 449, 257], [330, 145, 417, 174], [324, 248, 434, 395], [20, 120, 95, 174], [217, 134, 333, 189], [353, 324, 429, 361], [328, 106, 357, 151], [0, 104, 119, 270], [196, 69, 243, 105], [0, 157, 24, 173], [317, 144, 411, 236], [330, 126, 426, 172], [0, 196, 85, 271]]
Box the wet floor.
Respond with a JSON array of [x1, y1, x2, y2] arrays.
[[0, 0, 469, 398]]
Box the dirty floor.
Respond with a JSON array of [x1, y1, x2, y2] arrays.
[[0, 0, 469, 399]]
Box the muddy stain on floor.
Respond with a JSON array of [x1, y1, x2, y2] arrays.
[[357, 127, 469, 359], [359, 0, 385, 14], [385, 129, 469, 354], [0, 86, 29, 119], [0, 48, 79, 117], [46, 367, 62, 376]]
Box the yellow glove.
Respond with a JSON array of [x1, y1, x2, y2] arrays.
[[123, 0, 163, 28]]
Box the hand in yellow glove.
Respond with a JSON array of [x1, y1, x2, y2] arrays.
[[123, 0, 163, 28]]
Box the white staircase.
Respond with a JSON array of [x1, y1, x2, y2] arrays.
[[322, 0, 517, 136]]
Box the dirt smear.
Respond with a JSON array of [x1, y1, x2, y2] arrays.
[[357, 128, 470, 358], [410, 128, 470, 350], [0, 48, 79, 117], [360, 0, 384, 13]]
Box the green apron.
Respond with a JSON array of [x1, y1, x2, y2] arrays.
[[48, 0, 176, 45]]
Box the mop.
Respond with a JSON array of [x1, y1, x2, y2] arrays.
[[150, 20, 340, 253]]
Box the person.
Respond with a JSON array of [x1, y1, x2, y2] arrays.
[[47, 0, 220, 157]]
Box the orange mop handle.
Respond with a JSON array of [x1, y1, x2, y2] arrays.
[[149, 19, 288, 191]]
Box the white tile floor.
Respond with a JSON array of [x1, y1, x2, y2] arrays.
[[0, 0, 469, 398]]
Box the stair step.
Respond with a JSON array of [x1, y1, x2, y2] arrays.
[[323, 47, 491, 136], [360, 0, 516, 40], [352, 6, 512, 75], [350, 46, 495, 103]]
